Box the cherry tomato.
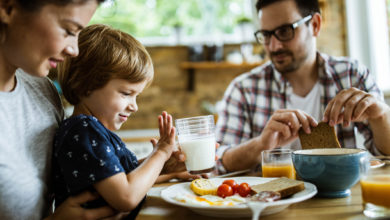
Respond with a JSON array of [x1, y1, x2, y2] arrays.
[[222, 179, 239, 193], [217, 184, 234, 198], [237, 182, 251, 197]]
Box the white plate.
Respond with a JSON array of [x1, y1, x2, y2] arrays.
[[161, 177, 317, 218], [370, 159, 386, 169]]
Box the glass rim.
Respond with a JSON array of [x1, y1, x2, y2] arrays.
[[293, 148, 366, 156], [175, 115, 214, 123], [263, 149, 292, 154]]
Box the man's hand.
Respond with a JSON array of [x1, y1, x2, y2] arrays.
[[323, 88, 390, 126], [259, 109, 318, 149], [47, 191, 115, 220], [220, 110, 317, 172]]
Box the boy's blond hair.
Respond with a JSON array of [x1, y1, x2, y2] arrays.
[[58, 24, 154, 105]]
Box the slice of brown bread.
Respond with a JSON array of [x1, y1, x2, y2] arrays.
[[298, 122, 341, 149], [251, 177, 305, 198]]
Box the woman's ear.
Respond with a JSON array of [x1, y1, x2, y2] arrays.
[[0, 0, 15, 24], [311, 12, 322, 37]]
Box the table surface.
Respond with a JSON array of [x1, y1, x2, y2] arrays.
[[136, 165, 390, 220]]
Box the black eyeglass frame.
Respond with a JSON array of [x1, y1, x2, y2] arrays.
[[254, 14, 313, 44]]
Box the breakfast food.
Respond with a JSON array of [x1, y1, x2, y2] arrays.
[[176, 178, 305, 207], [217, 184, 234, 198], [190, 179, 217, 196], [174, 194, 247, 206], [251, 191, 281, 202], [216, 179, 252, 198], [251, 177, 305, 198], [299, 122, 341, 149], [178, 179, 252, 206]]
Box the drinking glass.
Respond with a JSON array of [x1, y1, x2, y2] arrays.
[[262, 149, 295, 179], [360, 156, 390, 218], [175, 115, 215, 174]]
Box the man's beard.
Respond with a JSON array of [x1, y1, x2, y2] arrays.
[[270, 50, 300, 74]]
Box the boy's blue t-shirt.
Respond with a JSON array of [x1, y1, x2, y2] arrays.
[[52, 114, 142, 215]]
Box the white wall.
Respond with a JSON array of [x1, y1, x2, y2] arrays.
[[345, 0, 390, 147], [345, 0, 390, 96]]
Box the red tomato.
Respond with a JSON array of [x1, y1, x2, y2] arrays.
[[217, 184, 234, 198], [222, 179, 239, 193], [237, 182, 251, 197]]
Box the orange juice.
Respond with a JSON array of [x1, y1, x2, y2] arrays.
[[262, 164, 296, 179], [360, 175, 390, 208]]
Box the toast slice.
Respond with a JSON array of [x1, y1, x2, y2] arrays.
[[299, 122, 341, 149], [251, 177, 305, 198]]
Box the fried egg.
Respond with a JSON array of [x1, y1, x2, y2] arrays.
[[174, 194, 247, 206]]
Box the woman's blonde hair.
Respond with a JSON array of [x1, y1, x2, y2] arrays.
[[58, 24, 154, 105]]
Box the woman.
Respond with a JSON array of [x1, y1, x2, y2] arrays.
[[0, 0, 116, 219], [0, 1, 198, 219]]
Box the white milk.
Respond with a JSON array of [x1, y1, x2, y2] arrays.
[[179, 135, 215, 172]]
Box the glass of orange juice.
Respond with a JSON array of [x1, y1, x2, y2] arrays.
[[360, 156, 390, 218], [261, 149, 295, 179]]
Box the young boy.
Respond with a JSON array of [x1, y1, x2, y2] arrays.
[[53, 24, 176, 218]]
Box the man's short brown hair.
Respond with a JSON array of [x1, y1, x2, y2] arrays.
[[256, 0, 320, 17], [58, 24, 154, 105]]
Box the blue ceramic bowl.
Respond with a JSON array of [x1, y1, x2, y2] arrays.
[[292, 148, 367, 198]]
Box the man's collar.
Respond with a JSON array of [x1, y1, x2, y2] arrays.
[[316, 52, 334, 80]]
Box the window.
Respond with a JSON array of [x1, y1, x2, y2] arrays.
[[345, 0, 390, 92], [388, 0, 390, 45], [90, 0, 257, 46]]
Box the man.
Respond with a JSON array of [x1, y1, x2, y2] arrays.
[[215, 0, 390, 173]]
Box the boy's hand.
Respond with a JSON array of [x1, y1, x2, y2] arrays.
[[156, 171, 204, 183], [151, 111, 176, 161], [159, 143, 219, 175]]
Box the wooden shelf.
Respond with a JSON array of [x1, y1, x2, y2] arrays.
[[180, 61, 265, 91], [180, 61, 264, 70]]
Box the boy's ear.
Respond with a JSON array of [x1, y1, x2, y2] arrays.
[[0, 0, 16, 24]]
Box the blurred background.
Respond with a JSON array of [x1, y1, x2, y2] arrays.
[[53, 0, 390, 157]]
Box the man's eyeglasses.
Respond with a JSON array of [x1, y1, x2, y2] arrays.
[[254, 15, 312, 45]]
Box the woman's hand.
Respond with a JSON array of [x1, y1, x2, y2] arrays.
[[47, 191, 115, 220]]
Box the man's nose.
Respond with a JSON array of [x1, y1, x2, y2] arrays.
[[268, 35, 283, 51]]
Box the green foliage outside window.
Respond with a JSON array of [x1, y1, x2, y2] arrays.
[[90, 0, 251, 38], [388, 0, 390, 43]]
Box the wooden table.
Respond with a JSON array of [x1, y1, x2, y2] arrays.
[[136, 166, 389, 220]]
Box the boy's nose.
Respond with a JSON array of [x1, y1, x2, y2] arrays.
[[128, 102, 138, 112]]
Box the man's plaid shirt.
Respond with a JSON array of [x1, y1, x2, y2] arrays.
[[215, 52, 384, 174]]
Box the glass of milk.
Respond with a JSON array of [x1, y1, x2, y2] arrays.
[[175, 115, 216, 174]]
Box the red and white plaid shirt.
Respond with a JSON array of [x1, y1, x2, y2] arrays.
[[215, 52, 384, 174]]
